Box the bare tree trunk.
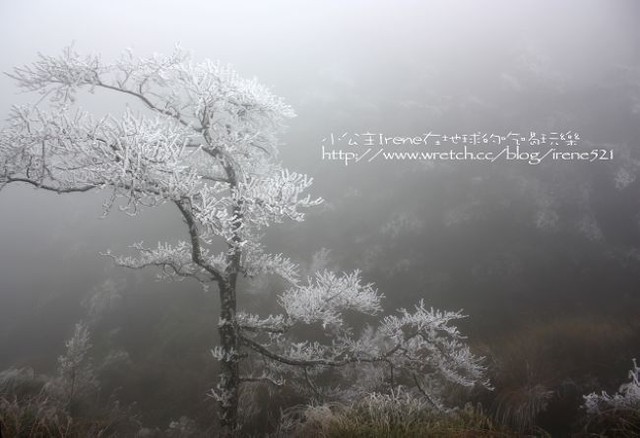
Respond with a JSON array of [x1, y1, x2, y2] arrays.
[[218, 281, 239, 435]]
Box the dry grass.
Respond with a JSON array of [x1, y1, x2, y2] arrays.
[[274, 390, 518, 438], [1, 394, 75, 437], [579, 407, 640, 437], [487, 315, 637, 434], [0, 367, 141, 437]]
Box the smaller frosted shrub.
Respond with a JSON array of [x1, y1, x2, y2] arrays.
[[583, 359, 640, 414]]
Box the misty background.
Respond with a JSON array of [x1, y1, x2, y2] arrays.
[[1, 0, 640, 431]]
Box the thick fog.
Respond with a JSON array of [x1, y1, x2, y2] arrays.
[[1, 0, 639, 435]]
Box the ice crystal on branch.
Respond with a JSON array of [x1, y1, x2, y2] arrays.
[[105, 241, 226, 284], [279, 270, 383, 329], [242, 246, 299, 285]]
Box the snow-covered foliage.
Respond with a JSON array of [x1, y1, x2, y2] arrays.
[[240, 272, 490, 409], [583, 359, 640, 414], [279, 270, 382, 328], [0, 45, 320, 248]]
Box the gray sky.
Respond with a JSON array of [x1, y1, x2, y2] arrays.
[[1, 1, 636, 105]]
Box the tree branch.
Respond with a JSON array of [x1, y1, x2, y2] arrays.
[[174, 198, 226, 285], [94, 80, 198, 131], [412, 372, 441, 410], [239, 375, 283, 387], [239, 335, 383, 368], [1, 176, 95, 193]]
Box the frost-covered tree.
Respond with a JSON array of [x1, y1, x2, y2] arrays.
[[46, 321, 98, 410], [0, 46, 489, 433]]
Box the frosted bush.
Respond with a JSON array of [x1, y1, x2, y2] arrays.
[[583, 359, 640, 414]]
